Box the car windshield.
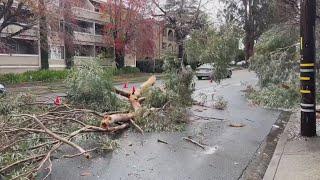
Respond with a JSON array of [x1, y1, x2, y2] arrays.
[[197, 64, 214, 69]]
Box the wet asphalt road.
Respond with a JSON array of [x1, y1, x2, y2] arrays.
[[47, 70, 280, 180]]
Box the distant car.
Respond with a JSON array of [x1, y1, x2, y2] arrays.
[[195, 63, 232, 80], [0, 84, 6, 94], [236, 60, 247, 66], [230, 60, 236, 65]]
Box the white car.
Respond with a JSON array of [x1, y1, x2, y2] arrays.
[[195, 63, 232, 80], [236, 60, 247, 66]]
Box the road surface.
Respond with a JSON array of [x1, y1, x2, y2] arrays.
[[46, 70, 281, 180]]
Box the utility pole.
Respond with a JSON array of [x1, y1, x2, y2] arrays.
[[300, 0, 317, 137]]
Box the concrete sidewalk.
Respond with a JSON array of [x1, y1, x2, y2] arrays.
[[264, 112, 320, 180]]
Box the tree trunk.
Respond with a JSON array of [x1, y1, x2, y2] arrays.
[[39, 0, 49, 70], [115, 49, 125, 68], [64, 1, 74, 69], [244, 32, 254, 60], [177, 38, 186, 67], [113, 28, 125, 68], [243, 0, 255, 61]]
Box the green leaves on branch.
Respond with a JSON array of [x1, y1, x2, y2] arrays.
[[186, 25, 240, 82], [247, 24, 300, 109], [250, 24, 299, 87], [65, 61, 122, 112]]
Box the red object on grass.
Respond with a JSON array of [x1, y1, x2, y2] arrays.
[[123, 82, 128, 88], [54, 96, 62, 106], [132, 86, 136, 94]]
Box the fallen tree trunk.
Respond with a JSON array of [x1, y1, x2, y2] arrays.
[[101, 113, 134, 129], [100, 76, 156, 130]]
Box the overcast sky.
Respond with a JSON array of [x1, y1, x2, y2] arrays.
[[203, 0, 224, 26], [157, 0, 224, 26]]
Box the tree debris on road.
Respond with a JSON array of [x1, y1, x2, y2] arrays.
[[183, 137, 206, 150], [229, 123, 246, 128]]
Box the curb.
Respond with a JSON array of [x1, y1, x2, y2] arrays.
[[263, 112, 297, 180]]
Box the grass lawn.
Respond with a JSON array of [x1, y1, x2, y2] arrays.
[[6, 73, 164, 96]]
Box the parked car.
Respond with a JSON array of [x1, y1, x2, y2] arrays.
[[236, 60, 247, 66], [0, 84, 6, 94], [195, 63, 232, 80]]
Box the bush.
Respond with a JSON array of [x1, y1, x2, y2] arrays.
[[136, 59, 164, 73], [213, 96, 228, 110], [246, 85, 300, 109], [137, 60, 152, 73], [250, 24, 299, 87], [154, 59, 164, 73], [0, 92, 41, 115], [164, 57, 195, 107], [116, 66, 140, 74], [105, 66, 140, 76], [66, 61, 121, 112], [0, 70, 69, 85], [144, 87, 168, 108], [135, 106, 188, 132]]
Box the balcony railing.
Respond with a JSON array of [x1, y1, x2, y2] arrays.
[[72, 7, 109, 23], [73, 32, 104, 44]]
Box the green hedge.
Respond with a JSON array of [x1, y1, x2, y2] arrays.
[[115, 66, 140, 75], [136, 59, 164, 73], [0, 70, 70, 85], [106, 66, 140, 76]]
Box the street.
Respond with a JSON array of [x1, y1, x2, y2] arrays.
[[46, 70, 282, 180]]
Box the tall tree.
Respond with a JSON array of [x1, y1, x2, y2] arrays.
[[39, 0, 49, 69], [0, 0, 38, 50], [221, 0, 275, 60], [152, 0, 207, 65], [62, 0, 75, 69], [101, 0, 156, 68]]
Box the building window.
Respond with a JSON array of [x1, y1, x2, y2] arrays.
[[96, 46, 114, 58], [0, 39, 38, 54], [50, 46, 65, 60], [95, 24, 104, 35], [74, 20, 94, 34], [59, 20, 64, 32], [168, 30, 174, 41], [90, 1, 101, 12], [162, 42, 167, 49], [75, 45, 94, 57], [163, 28, 167, 37]]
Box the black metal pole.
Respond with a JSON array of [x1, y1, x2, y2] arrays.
[[300, 0, 317, 137]]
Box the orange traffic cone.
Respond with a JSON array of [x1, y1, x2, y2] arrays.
[[123, 82, 128, 88], [132, 85, 136, 94], [54, 96, 62, 106]]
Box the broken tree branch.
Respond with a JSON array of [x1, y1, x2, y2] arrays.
[[17, 114, 90, 159], [182, 137, 206, 150], [130, 119, 144, 135]]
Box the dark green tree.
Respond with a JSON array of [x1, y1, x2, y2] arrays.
[[39, 0, 49, 69], [221, 0, 275, 60]]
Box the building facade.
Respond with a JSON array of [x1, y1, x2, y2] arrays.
[[0, 0, 178, 73], [0, 0, 137, 73]]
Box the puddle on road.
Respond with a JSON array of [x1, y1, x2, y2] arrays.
[[203, 145, 219, 155]]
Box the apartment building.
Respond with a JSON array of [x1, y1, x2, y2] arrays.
[[137, 20, 178, 61], [0, 0, 136, 73]]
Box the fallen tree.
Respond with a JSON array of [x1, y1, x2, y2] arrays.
[[0, 59, 193, 178], [0, 76, 162, 178], [101, 75, 156, 130]]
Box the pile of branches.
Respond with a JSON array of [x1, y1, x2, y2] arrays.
[[0, 76, 157, 179]]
